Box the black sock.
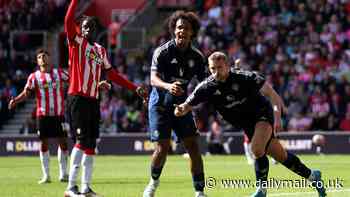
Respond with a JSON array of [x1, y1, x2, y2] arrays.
[[192, 172, 205, 192], [282, 152, 311, 179], [255, 155, 269, 188], [151, 165, 163, 180]]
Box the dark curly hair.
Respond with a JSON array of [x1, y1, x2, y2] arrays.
[[168, 11, 200, 39], [78, 15, 97, 28], [36, 48, 49, 56]]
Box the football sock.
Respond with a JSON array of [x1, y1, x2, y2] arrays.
[[151, 165, 163, 180], [192, 172, 205, 192], [81, 152, 94, 193], [39, 151, 50, 178], [67, 146, 83, 189], [255, 155, 269, 188], [58, 146, 68, 178], [282, 152, 311, 179], [244, 142, 254, 162]]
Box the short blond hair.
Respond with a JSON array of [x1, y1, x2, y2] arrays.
[[208, 51, 228, 63]]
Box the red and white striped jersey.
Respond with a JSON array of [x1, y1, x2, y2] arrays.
[[67, 35, 112, 99], [25, 68, 69, 117]]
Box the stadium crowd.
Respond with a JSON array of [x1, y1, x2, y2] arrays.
[[0, 0, 69, 125], [2, 0, 350, 133]]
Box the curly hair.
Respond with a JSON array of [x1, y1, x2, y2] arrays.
[[78, 15, 97, 28], [36, 48, 49, 56], [168, 10, 200, 39]]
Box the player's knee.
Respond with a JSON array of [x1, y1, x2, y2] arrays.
[[155, 143, 170, 156], [251, 145, 265, 158], [40, 140, 49, 152]]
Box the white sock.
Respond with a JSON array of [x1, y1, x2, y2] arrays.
[[81, 154, 94, 193], [58, 146, 68, 178], [39, 151, 50, 178], [244, 142, 254, 161], [67, 147, 83, 189]]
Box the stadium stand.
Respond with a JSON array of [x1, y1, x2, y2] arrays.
[[2, 0, 350, 134]]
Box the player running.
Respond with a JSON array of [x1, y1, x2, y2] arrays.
[[174, 51, 327, 197]]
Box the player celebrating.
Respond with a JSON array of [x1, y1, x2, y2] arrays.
[[174, 52, 327, 197], [9, 49, 69, 184], [143, 11, 207, 197], [64, 0, 147, 196]]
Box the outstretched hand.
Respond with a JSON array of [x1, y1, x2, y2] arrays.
[[174, 103, 192, 117], [8, 98, 17, 110], [98, 80, 111, 91], [136, 85, 149, 106]]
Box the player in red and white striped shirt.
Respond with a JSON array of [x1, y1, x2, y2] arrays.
[[64, 0, 148, 196], [9, 49, 69, 185]]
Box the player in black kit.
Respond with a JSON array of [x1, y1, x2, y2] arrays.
[[175, 51, 327, 197], [143, 11, 207, 197]]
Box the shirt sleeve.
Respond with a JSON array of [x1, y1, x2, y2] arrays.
[[240, 70, 266, 93], [64, 0, 78, 42], [185, 80, 210, 106], [24, 73, 35, 91], [150, 47, 162, 72], [60, 68, 69, 82], [102, 47, 112, 70]]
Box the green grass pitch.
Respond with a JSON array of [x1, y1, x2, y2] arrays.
[[1, 155, 349, 197]]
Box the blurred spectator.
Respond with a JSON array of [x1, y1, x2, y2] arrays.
[[340, 111, 350, 131]]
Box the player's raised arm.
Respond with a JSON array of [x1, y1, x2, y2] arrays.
[[64, 0, 79, 41]]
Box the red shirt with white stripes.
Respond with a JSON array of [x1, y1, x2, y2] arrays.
[[67, 35, 112, 99], [25, 68, 69, 117], [65, 0, 137, 100]]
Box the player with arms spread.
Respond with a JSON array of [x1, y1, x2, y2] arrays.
[[175, 52, 327, 197], [9, 49, 69, 185], [143, 11, 207, 197], [64, 0, 147, 196]]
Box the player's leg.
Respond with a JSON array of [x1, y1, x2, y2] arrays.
[[143, 106, 172, 197], [250, 121, 273, 197], [38, 137, 51, 184], [175, 114, 206, 197], [37, 117, 51, 184], [243, 133, 254, 165], [79, 99, 101, 196], [53, 116, 69, 182], [65, 96, 85, 196], [267, 139, 327, 197], [57, 136, 69, 182]]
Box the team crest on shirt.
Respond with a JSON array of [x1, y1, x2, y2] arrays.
[[214, 90, 221, 95], [87, 51, 103, 65], [226, 95, 235, 101], [188, 60, 195, 68], [171, 58, 178, 64], [232, 84, 239, 91], [179, 68, 184, 77]]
